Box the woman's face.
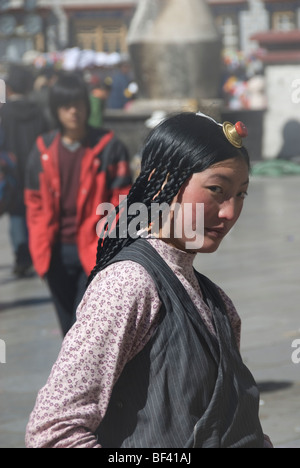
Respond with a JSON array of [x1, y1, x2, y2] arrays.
[[162, 157, 249, 253]]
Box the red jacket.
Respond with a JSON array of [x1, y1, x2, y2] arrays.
[[24, 128, 132, 277]]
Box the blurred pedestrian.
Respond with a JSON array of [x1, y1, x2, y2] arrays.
[[0, 64, 49, 277], [0, 127, 17, 217], [26, 112, 272, 448], [30, 67, 59, 129], [25, 72, 132, 336], [86, 73, 110, 129], [106, 59, 136, 109]]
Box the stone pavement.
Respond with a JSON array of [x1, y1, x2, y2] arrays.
[[0, 175, 300, 448]]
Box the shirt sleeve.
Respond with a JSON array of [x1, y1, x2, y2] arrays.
[[25, 261, 161, 448]]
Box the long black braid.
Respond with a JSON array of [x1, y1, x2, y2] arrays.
[[87, 112, 250, 287], [87, 155, 191, 286]]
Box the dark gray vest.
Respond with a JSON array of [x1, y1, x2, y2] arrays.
[[95, 239, 264, 448]]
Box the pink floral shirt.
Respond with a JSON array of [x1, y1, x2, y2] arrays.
[[25, 238, 241, 448]]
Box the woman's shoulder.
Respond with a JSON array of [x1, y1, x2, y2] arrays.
[[78, 260, 162, 336], [87, 259, 160, 302]]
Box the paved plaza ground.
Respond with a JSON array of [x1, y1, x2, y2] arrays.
[[0, 175, 299, 448]]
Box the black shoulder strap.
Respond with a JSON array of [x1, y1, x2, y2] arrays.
[[105, 238, 221, 363], [193, 270, 228, 317], [193, 269, 240, 354]]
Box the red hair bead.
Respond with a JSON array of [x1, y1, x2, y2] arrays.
[[235, 121, 248, 138]]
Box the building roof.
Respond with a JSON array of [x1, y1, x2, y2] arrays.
[[251, 30, 300, 64], [36, 0, 138, 7], [251, 30, 300, 45], [207, 0, 247, 4]]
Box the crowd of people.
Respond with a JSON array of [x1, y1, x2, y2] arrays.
[[0, 57, 138, 286], [0, 63, 132, 336]]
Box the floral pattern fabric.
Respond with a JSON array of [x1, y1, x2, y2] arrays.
[[25, 238, 241, 448]]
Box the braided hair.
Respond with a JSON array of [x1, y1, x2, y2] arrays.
[[87, 112, 249, 286]]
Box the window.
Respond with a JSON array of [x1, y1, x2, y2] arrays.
[[74, 20, 128, 53], [102, 23, 127, 53], [272, 11, 296, 31], [216, 14, 239, 52]]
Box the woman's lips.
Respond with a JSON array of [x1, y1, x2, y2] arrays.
[[205, 227, 227, 239]]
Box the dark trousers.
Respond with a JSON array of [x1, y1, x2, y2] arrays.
[[9, 214, 32, 272], [46, 244, 88, 336]]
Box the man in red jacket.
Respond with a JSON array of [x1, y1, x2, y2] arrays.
[[25, 72, 132, 336]]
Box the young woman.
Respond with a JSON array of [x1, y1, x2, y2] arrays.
[[25, 72, 132, 336], [26, 112, 272, 448]]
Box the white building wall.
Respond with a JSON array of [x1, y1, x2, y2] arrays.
[[239, 0, 269, 54]]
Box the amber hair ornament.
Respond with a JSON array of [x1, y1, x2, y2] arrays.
[[196, 112, 248, 148], [222, 121, 248, 148]]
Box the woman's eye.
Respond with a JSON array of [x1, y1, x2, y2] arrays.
[[238, 191, 248, 200], [208, 186, 223, 194]]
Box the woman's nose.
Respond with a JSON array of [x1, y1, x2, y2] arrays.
[[218, 198, 239, 221]]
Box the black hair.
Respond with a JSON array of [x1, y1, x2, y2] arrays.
[[6, 64, 34, 95], [87, 112, 250, 286], [49, 72, 91, 131]]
